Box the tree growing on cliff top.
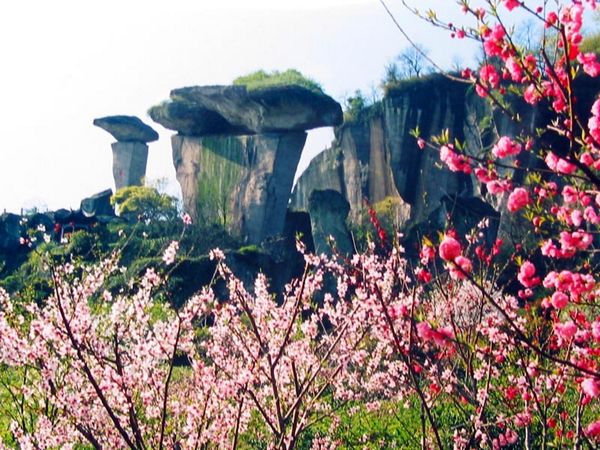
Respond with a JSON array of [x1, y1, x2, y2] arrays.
[[396, 44, 431, 79]]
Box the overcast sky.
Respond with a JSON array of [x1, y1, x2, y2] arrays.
[[0, 0, 482, 213]]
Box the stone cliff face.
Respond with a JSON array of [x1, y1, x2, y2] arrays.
[[172, 132, 306, 244], [292, 75, 519, 232], [150, 84, 343, 244], [291, 115, 407, 223], [292, 73, 600, 246], [383, 77, 473, 224]]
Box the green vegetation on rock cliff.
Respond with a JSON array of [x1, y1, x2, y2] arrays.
[[342, 90, 383, 124], [233, 69, 323, 94], [195, 136, 246, 227]]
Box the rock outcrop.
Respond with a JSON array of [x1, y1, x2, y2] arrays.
[[292, 73, 600, 249], [308, 190, 353, 256], [291, 74, 558, 242], [94, 115, 159, 190], [292, 75, 478, 227], [149, 85, 342, 136], [80, 189, 114, 218], [151, 84, 343, 244]]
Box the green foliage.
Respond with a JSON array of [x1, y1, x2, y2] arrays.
[[235, 398, 458, 449], [330, 401, 423, 448], [111, 186, 178, 221], [65, 229, 108, 261], [0, 367, 22, 445], [232, 69, 323, 94], [343, 90, 383, 124], [343, 90, 367, 122], [0, 241, 63, 300], [581, 32, 600, 54], [350, 197, 407, 251], [380, 62, 401, 92], [237, 244, 260, 256], [384, 72, 455, 98]]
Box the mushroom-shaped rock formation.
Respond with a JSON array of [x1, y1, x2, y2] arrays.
[[151, 82, 343, 244], [93, 115, 159, 190], [308, 189, 353, 257], [149, 85, 343, 136]]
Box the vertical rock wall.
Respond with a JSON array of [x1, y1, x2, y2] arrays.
[[308, 189, 353, 256], [292, 74, 600, 244], [172, 132, 306, 244], [291, 75, 483, 228]]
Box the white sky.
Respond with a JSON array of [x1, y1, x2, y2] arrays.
[[0, 0, 482, 213]]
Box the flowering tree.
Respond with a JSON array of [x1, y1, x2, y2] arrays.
[[404, 0, 600, 447], [0, 238, 395, 449]]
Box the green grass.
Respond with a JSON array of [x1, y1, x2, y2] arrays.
[[581, 32, 600, 54], [233, 69, 324, 94], [0, 367, 18, 444]]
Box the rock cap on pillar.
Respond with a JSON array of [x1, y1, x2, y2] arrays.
[[93, 115, 159, 143], [148, 84, 342, 136], [93, 115, 158, 190]]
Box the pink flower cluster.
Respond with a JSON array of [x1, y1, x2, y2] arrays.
[[507, 187, 531, 212], [438, 235, 472, 280], [517, 261, 540, 288], [492, 136, 521, 159], [476, 64, 500, 97], [162, 240, 179, 265], [543, 269, 595, 301], [545, 151, 577, 174], [440, 144, 471, 174], [589, 98, 600, 143]]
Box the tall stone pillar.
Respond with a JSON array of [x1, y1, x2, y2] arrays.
[[171, 131, 306, 244], [93, 115, 159, 190], [111, 142, 149, 190]]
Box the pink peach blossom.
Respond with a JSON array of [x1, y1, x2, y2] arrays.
[[507, 188, 531, 212], [439, 235, 462, 261]]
